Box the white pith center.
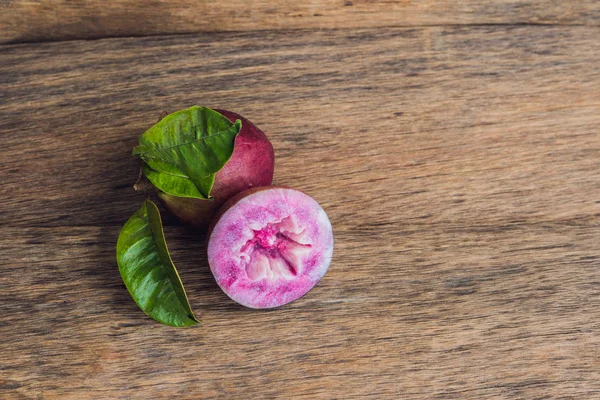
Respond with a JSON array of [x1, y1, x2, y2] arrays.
[[239, 220, 312, 281]]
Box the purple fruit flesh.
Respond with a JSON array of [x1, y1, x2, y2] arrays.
[[159, 109, 275, 228], [207, 186, 334, 309]]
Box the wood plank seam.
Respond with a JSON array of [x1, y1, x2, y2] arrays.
[[2, 21, 599, 47]]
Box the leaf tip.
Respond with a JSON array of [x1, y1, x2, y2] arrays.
[[234, 119, 242, 131]]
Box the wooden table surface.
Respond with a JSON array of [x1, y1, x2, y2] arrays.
[[2, 1, 599, 399]]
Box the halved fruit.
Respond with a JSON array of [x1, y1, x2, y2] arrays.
[[207, 186, 334, 309]]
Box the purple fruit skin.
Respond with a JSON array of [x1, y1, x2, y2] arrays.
[[159, 109, 275, 228], [207, 186, 334, 309]]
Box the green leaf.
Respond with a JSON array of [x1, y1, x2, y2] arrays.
[[141, 162, 206, 199], [133, 106, 241, 199], [116, 200, 199, 327]]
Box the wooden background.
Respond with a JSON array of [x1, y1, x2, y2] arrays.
[[1, 1, 599, 399]]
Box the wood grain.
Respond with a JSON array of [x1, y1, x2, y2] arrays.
[[1, 25, 600, 398], [1, 0, 600, 44]]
